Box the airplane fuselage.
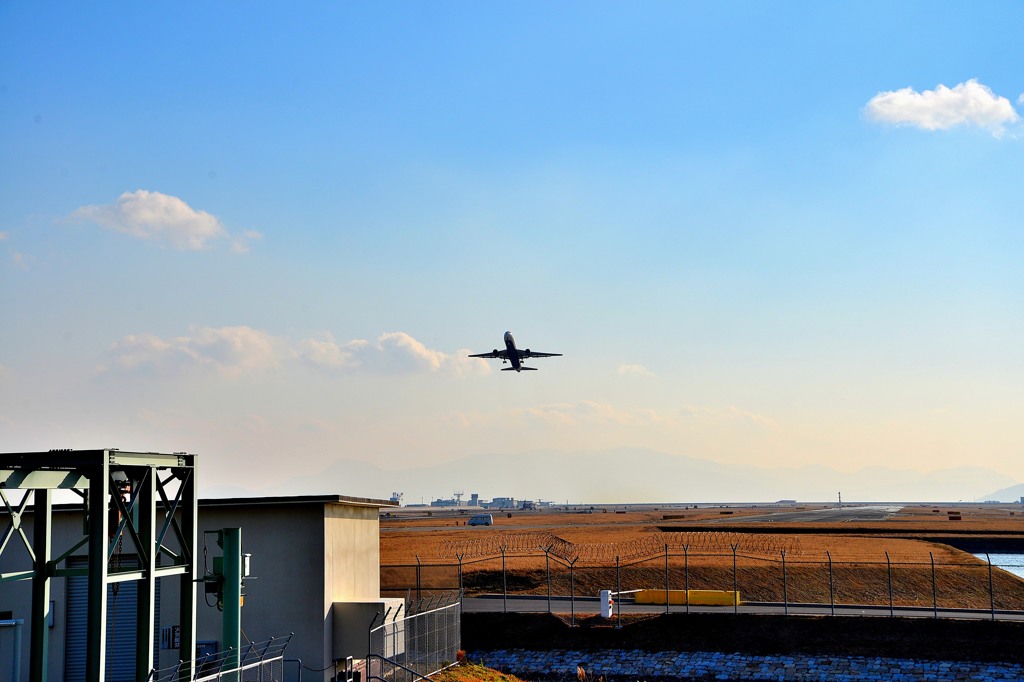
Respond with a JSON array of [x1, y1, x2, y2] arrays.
[[503, 331, 522, 371]]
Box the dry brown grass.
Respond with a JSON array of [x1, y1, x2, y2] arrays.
[[381, 505, 1024, 610], [381, 505, 1024, 564]]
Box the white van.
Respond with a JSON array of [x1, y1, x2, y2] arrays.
[[468, 513, 493, 526]]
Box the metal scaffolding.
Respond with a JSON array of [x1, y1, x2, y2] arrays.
[[0, 449, 198, 682]]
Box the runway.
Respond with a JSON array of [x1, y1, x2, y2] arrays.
[[699, 505, 903, 524]]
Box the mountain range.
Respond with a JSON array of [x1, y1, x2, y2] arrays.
[[202, 448, 1021, 505]]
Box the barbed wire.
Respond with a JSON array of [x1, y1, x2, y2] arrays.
[[439, 531, 807, 563], [440, 531, 577, 561]]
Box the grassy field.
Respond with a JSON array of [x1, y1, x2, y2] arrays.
[[381, 504, 1024, 610]]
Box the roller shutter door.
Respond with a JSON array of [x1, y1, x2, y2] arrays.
[[64, 557, 159, 681]]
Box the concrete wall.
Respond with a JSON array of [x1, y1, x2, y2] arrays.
[[324, 503, 380, 602], [190, 502, 329, 677], [323, 504, 383, 669]]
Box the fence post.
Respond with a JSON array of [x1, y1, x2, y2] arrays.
[[684, 545, 690, 614], [826, 551, 834, 616], [544, 546, 552, 614], [986, 553, 995, 620], [930, 552, 937, 618], [664, 544, 670, 614], [732, 544, 738, 615], [781, 550, 788, 616], [569, 558, 577, 627], [416, 555, 422, 603], [885, 551, 893, 617], [367, 607, 384, 668], [615, 555, 621, 628], [456, 553, 464, 595], [501, 545, 508, 614]]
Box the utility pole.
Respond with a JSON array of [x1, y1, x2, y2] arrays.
[[838, 491, 842, 508]]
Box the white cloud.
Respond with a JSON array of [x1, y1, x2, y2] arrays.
[[103, 327, 487, 379], [72, 190, 236, 251], [520, 401, 658, 427], [617, 363, 654, 377], [375, 332, 449, 372], [865, 80, 1020, 136], [296, 331, 490, 376], [679, 404, 780, 431], [295, 333, 363, 370], [101, 326, 280, 378], [230, 230, 263, 254], [0, 231, 8, 241]]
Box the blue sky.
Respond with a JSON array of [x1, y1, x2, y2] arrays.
[[2, 3, 1023, 500]]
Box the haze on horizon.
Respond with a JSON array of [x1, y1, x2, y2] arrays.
[[2, 3, 1022, 499]]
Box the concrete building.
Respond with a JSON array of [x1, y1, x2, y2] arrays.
[[0, 494, 396, 682]]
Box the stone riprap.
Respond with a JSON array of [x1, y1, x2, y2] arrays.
[[468, 648, 1024, 681]]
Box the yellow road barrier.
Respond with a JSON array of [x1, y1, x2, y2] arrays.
[[634, 589, 740, 606]]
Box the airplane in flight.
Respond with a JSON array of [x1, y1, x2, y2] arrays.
[[468, 331, 562, 372]]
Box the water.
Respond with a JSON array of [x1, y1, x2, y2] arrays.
[[974, 553, 1024, 580]]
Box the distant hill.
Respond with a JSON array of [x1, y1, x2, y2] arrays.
[[202, 447, 1020, 505], [979, 483, 1024, 503]]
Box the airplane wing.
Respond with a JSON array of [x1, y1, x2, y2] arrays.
[[519, 350, 562, 359], [468, 350, 508, 359]]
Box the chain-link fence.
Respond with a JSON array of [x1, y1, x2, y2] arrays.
[[366, 592, 461, 682], [382, 547, 1024, 618]]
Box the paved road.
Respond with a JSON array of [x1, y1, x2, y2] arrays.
[[463, 595, 1024, 622]]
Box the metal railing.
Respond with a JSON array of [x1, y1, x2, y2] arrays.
[[366, 592, 461, 682], [149, 634, 292, 682]]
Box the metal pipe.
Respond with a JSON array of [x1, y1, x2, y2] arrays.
[[222, 528, 242, 673]]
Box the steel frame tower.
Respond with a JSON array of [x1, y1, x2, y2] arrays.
[[0, 449, 198, 682]]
